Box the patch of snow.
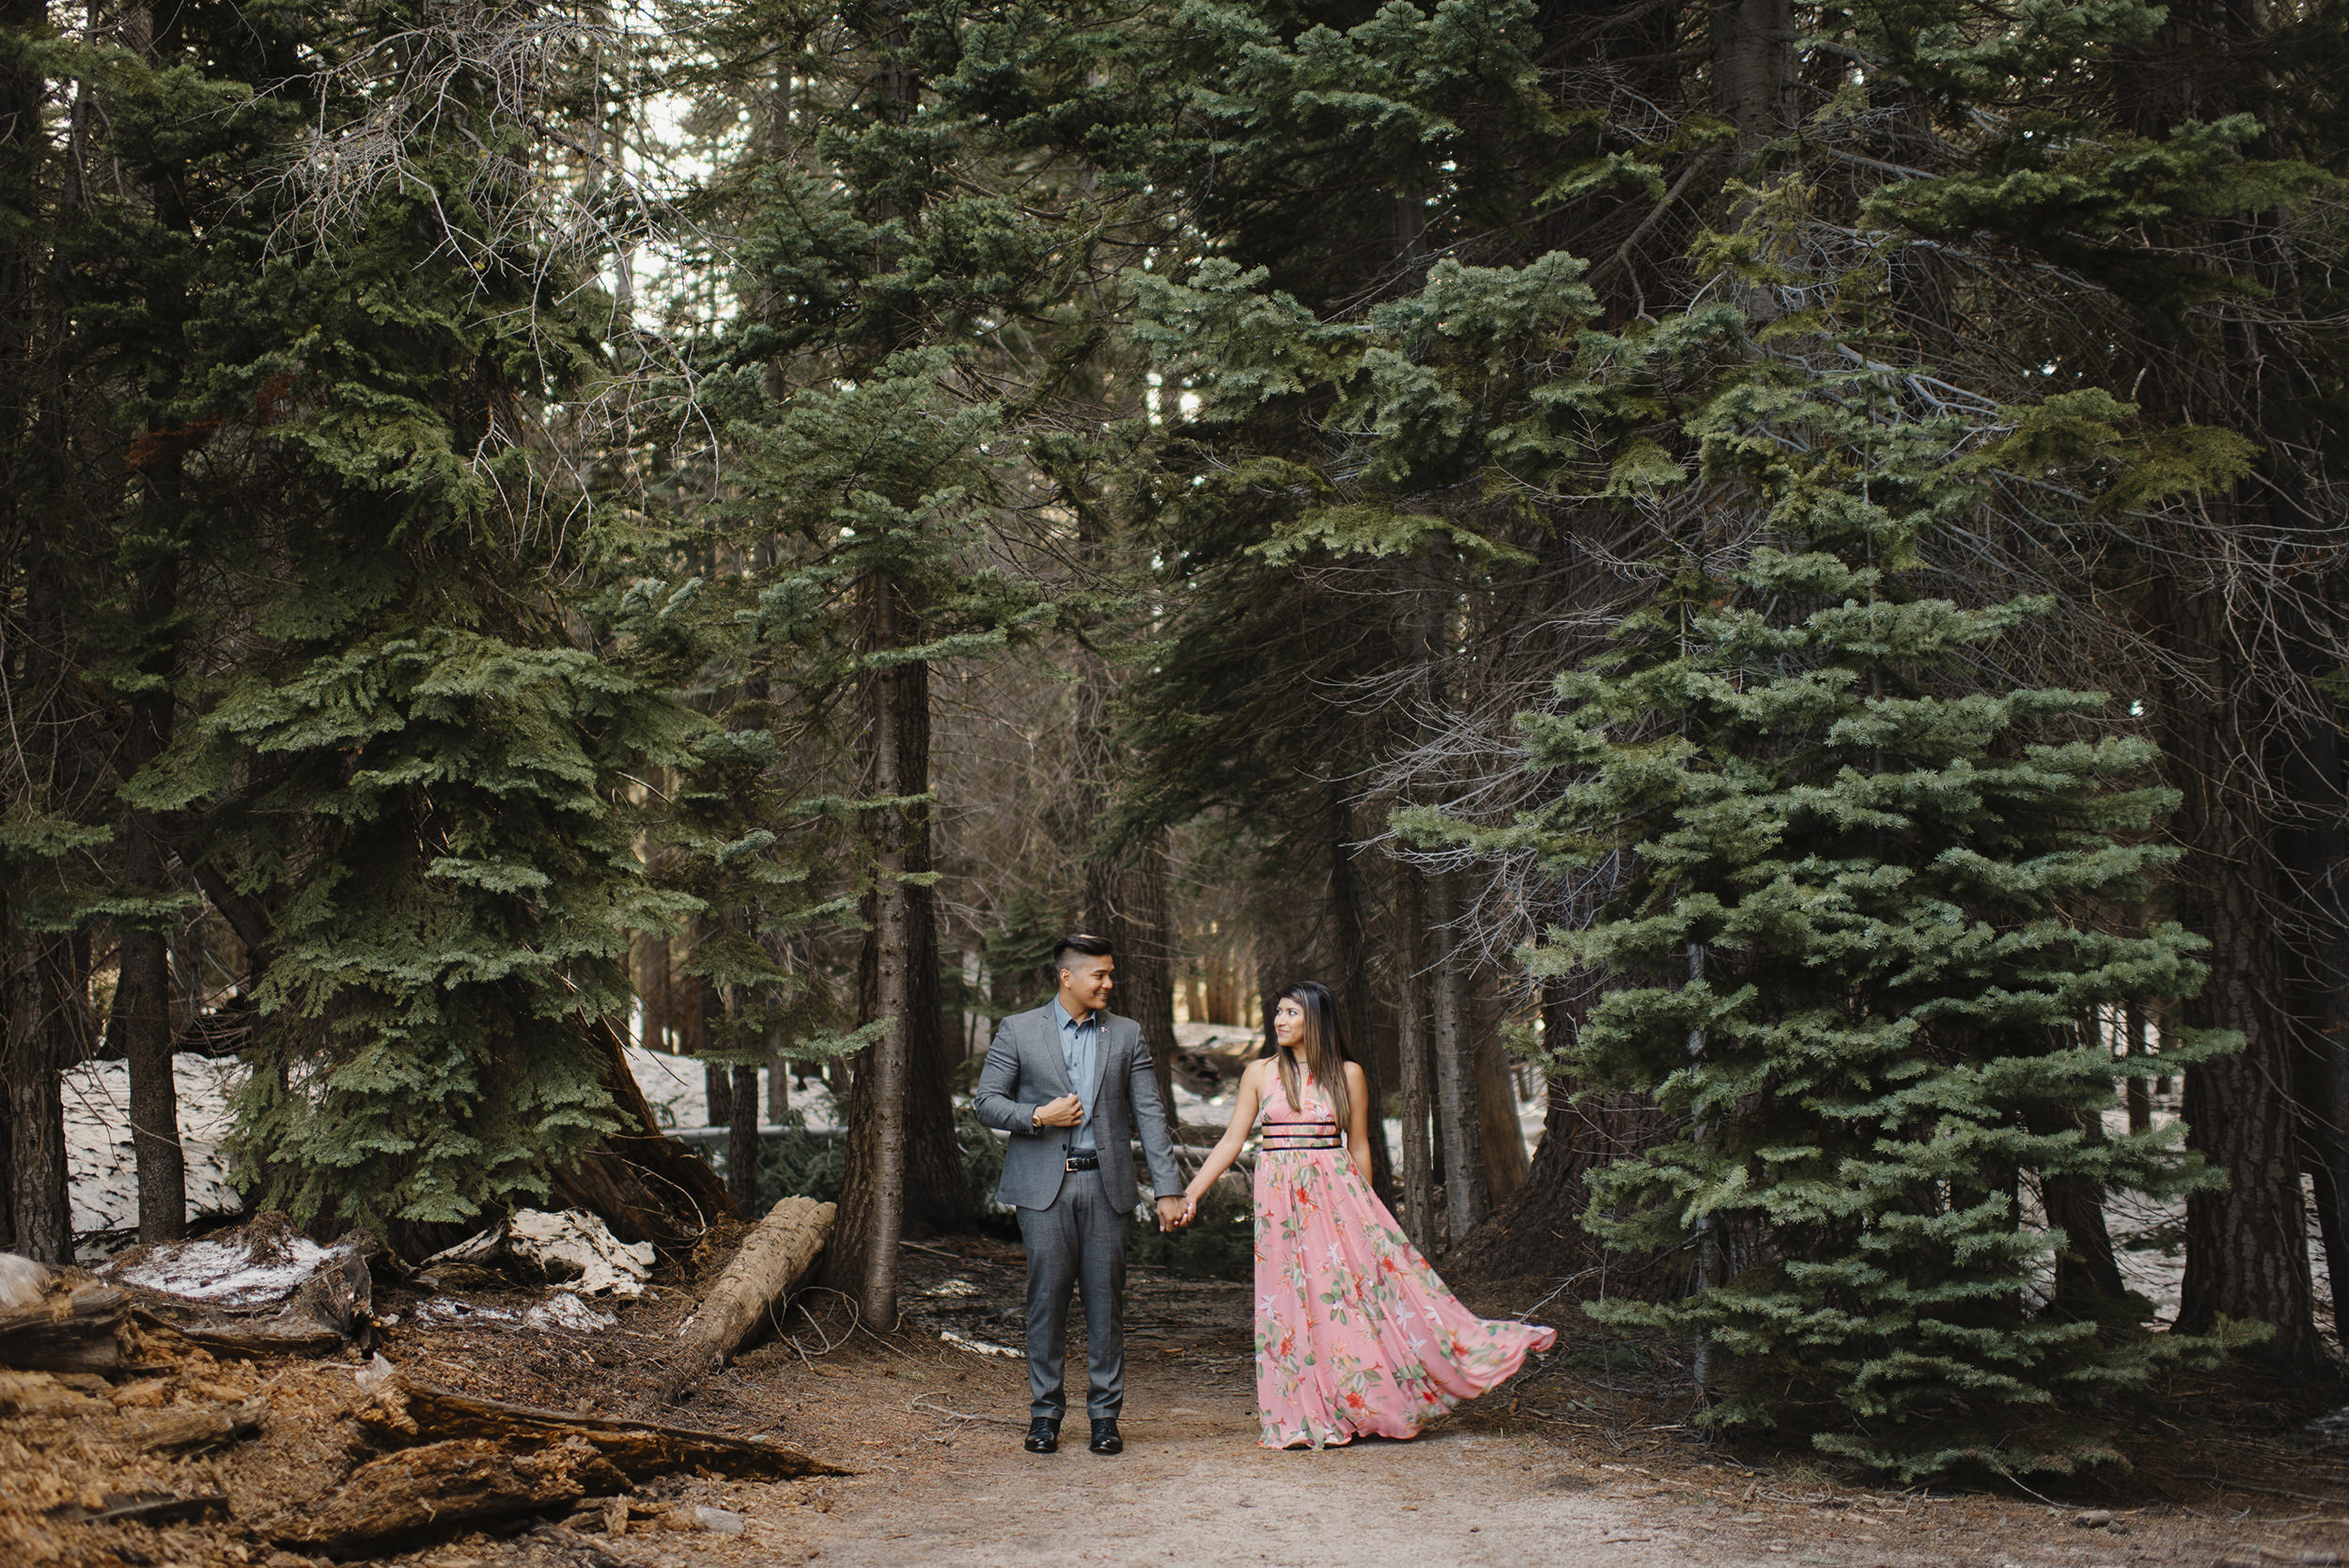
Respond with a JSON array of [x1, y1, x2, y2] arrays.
[[508, 1208, 653, 1296], [412, 1296, 517, 1325], [64, 1054, 245, 1248], [112, 1234, 335, 1308], [526, 1291, 617, 1333], [424, 1208, 654, 1298], [940, 1328, 1022, 1359], [623, 1045, 843, 1133]]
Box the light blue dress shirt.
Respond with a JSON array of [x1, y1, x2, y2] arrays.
[[1051, 998, 1099, 1156]]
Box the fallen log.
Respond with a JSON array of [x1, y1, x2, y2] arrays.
[[0, 1284, 128, 1373], [275, 1436, 624, 1556], [162, 1313, 347, 1358], [359, 1371, 848, 1483], [658, 1196, 833, 1403]]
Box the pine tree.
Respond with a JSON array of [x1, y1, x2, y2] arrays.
[[103, 0, 705, 1237], [1426, 352, 2237, 1477]]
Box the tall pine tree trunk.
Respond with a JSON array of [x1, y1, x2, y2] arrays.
[[2163, 573, 2323, 1371], [1075, 648, 1178, 1111], [1327, 793, 1392, 1201], [116, 893, 181, 1242], [1116, 842, 1180, 1117], [112, 540, 184, 1241], [1471, 987, 1530, 1205], [836, 569, 916, 1327], [0, 0, 67, 1264], [728, 1063, 759, 1212], [2114, 0, 2326, 1377], [1709, 0, 1794, 157], [2275, 597, 2349, 1341], [1429, 871, 1487, 1247], [4, 915, 70, 1262], [1392, 868, 1439, 1252], [832, 571, 972, 1322]]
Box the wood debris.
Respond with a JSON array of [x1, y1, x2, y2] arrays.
[[361, 1368, 850, 1483]]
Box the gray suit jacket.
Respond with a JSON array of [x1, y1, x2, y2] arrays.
[[972, 1004, 1184, 1211]]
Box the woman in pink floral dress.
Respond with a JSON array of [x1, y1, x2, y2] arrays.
[[1177, 981, 1556, 1450]]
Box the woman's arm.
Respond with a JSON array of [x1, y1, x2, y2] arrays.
[[1343, 1061, 1374, 1185], [1178, 1062, 1265, 1225]]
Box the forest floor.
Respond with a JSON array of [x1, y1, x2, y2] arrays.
[[8, 1229, 2349, 1568]]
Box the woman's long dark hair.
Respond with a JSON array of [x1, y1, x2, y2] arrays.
[[1268, 980, 1352, 1131]]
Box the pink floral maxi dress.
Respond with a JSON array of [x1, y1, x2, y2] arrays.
[[1252, 1069, 1557, 1449]]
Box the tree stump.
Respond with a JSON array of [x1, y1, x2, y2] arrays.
[[0, 1283, 128, 1373]]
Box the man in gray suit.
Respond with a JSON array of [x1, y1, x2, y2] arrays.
[[972, 933, 1187, 1455]]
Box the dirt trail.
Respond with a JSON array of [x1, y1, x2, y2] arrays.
[[779, 1361, 1731, 1568], [723, 1240, 2344, 1568], [754, 1246, 1896, 1568]]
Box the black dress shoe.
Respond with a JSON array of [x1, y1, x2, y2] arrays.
[[1023, 1417, 1060, 1453], [1089, 1417, 1122, 1455]]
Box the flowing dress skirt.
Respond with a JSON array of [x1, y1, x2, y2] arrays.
[[1252, 1122, 1556, 1450]]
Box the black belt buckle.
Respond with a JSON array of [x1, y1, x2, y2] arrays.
[[1065, 1154, 1099, 1172]]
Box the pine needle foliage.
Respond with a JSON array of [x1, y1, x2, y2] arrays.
[[108, 3, 702, 1234], [1424, 355, 2237, 1479]]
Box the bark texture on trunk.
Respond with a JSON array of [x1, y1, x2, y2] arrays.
[[1393, 870, 1439, 1255], [1097, 840, 1181, 1116], [1473, 1031, 1529, 1208], [2112, 0, 2328, 1374], [113, 549, 184, 1239], [1078, 830, 1180, 1113], [1428, 873, 1487, 1247], [1449, 978, 1676, 1291], [6, 926, 75, 1263], [1328, 803, 1392, 1201], [0, 26, 75, 1259], [117, 918, 182, 1241], [2275, 603, 2349, 1343], [2037, 1064, 2129, 1318], [833, 569, 917, 1329], [2163, 575, 2324, 1372], [727, 1064, 760, 1213], [1710, 0, 1795, 156]]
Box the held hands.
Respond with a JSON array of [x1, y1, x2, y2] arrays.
[[1155, 1195, 1188, 1234], [1031, 1094, 1083, 1129]]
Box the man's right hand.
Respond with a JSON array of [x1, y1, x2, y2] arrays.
[[1032, 1094, 1084, 1129]]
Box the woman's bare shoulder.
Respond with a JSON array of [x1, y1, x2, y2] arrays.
[[1342, 1059, 1368, 1090]]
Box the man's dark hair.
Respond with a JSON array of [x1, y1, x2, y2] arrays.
[[1051, 933, 1114, 973]]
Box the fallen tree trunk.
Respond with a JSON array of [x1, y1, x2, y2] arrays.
[[658, 1196, 833, 1403], [135, 1307, 346, 1358], [549, 1018, 737, 1251], [360, 1371, 848, 1483], [277, 1436, 626, 1556], [0, 1283, 128, 1373]]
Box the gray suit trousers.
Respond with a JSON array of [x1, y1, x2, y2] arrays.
[[1015, 1168, 1126, 1421]]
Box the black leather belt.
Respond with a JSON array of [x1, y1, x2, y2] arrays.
[[1064, 1154, 1099, 1172]]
